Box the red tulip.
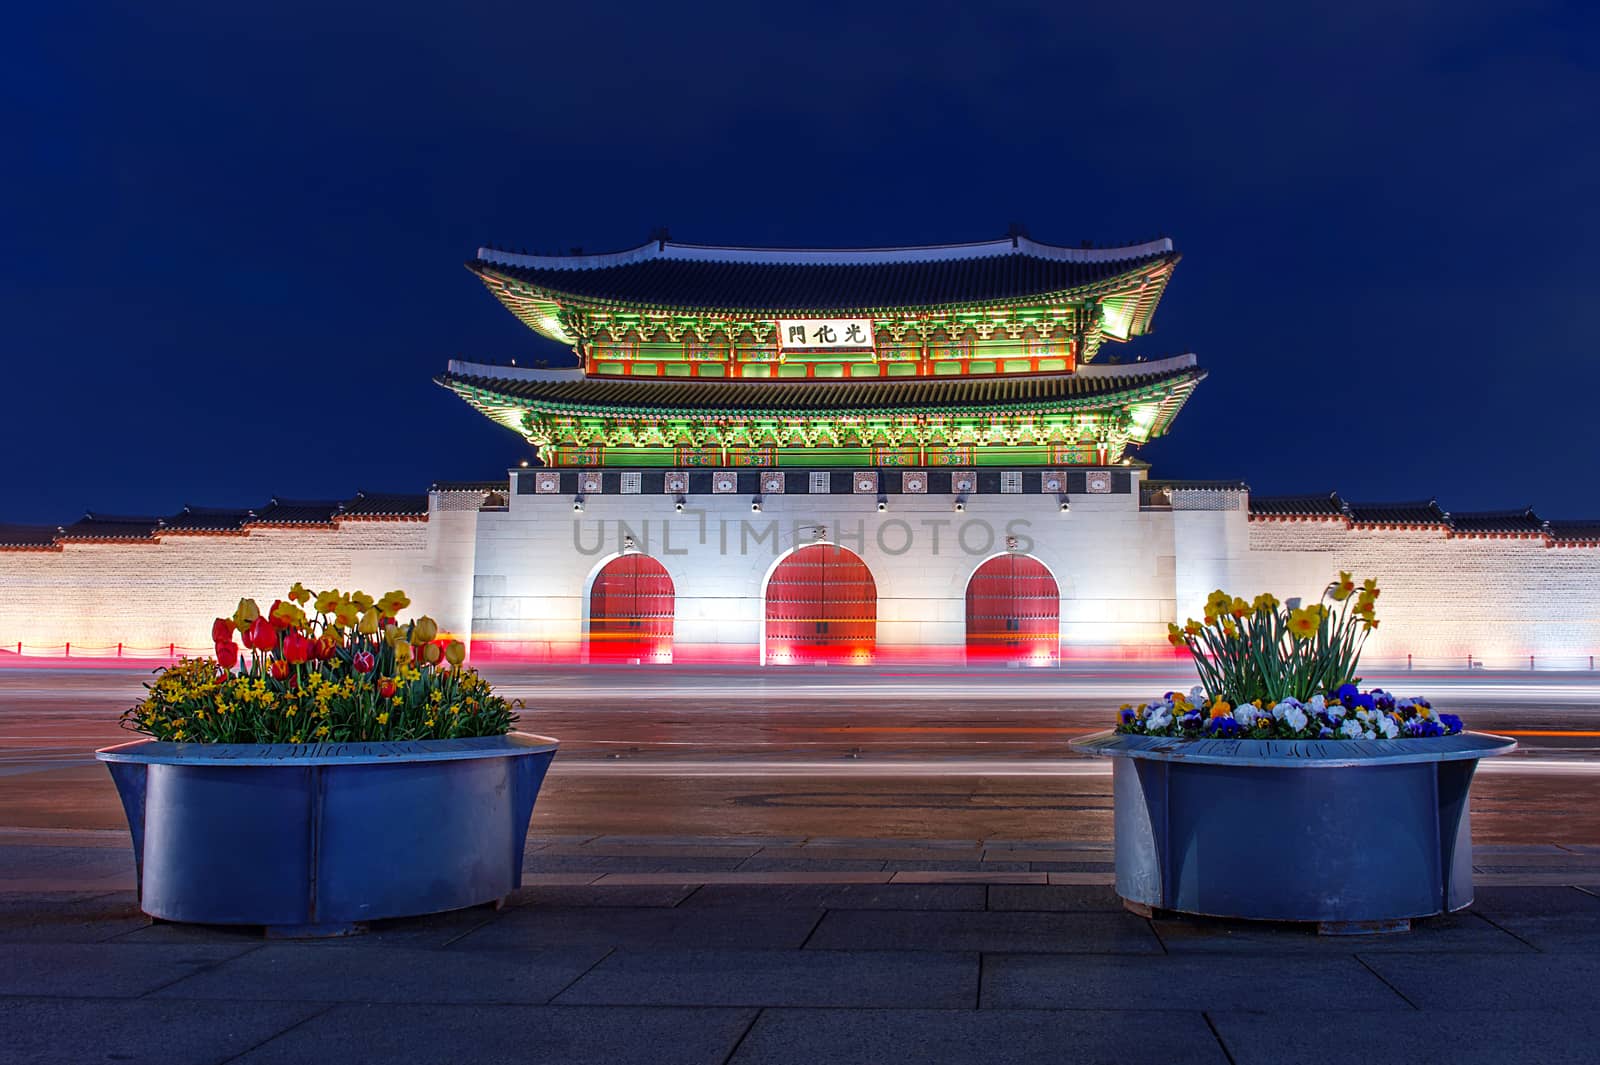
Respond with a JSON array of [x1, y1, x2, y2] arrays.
[[376, 677, 396, 699], [315, 636, 337, 661], [269, 660, 290, 681], [214, 640, 239, 670], [267, 601, 292, 630], [211, 618, 235, 644], [245, 616, 277, 651], [353, 651, 376, 674], [283, 632, 312, 664]]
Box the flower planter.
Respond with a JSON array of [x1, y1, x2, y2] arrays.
[[97, 732, 558, 937], [1069, 730, 1516, 933]]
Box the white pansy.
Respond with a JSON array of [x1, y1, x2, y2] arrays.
[[1377, 714, 1399, 739], [1326, 701, 1346, 721], [1189, 686, 1205, 703], [1235, 705, 1260, 728], [1282, 705, 1308, 732], [1339, 719, 1364, 739], [1308, 695, 1325, 715], [1145, 708, 1172, 732], [1363, 729, 1376, 740]]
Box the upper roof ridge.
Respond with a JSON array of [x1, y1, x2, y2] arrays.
[[476, 235, 1175, 272]]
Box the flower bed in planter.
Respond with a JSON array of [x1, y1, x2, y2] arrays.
[[1072, 575, 1515, 933], [98, 583, 557, 937]]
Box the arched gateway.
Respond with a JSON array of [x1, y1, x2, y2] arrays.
[[965, 554, 1060, 665], [588, 554, 674, 663], [764, 544, 877, 665]]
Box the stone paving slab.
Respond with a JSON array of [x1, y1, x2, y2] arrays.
[[683, 882, 986, 910], [555, 947, 977, 1008], [729, 1007, 1230, 1065], [151, 942, 610, 1004], [1209, 1008, 1600, 1065], [981, 953, 1412, 1011], [513, 883, 699, 908], [890, 870, 1049, 884], [0, 996, 328, 1065], [595, 871, 894, 885], [1467, 885, 1600, 914], [230, 1003, 758, 1065], [1466, 911, 1600, 952], [985, 884, 1124, 911], [1358, 953, 1600, 1010], [0, 940, 260, 997], [450, 905, 824, 951], [806, 908, 1164, 953]]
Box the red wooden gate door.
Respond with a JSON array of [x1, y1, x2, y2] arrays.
[[589, 554, 675, 663], [965, 554, 1060, 665], [764, 544, 877, 664]]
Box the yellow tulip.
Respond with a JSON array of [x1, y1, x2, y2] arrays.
[[420, 642, 443, 665], [392, 641, 413, 664], [411, 616, 439, 644], [445, 640, 466, 666], [358, 609, 380, 635], [385, 625, 408, 646], [233, 598, 261, 631]]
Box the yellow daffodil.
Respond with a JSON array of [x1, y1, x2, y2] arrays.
[[376, 712, 389, 725], [1362, 577, 1380, 597], [288, 581, 312, 605], [1166, 623, 1187, 648], [1287, 607, 1320, 641], [351, 590, 375, 611], [1252, 592, 1280, 613], [1330, 571, 1356, 601], [1183, 619, 1202, 637], [314, 588, 342, 614], [411, 616, 439, 644], [1230, 597, 1250, 619], [331, 598, 360, 629], [376, 590, 411, 617]]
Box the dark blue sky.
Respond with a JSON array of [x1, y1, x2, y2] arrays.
[[5, 2, 1597, 524]]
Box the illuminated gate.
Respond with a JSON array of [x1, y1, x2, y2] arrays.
[[965, 554, 1060, 665], [588, 554, 675, 663], [764, 544, 877, 665]]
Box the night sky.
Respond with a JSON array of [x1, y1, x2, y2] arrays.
[[6, 2, 1597, 524]]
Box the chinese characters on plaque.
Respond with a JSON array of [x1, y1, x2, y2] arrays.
[[775, 319, 875, 350]]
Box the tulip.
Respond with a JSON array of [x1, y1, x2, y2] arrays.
[[245, 616, 277, 651], [385, 625, 408, 646], [269, 660, 290, 681], [283, 632, 312, 664], [392, 641, 413, 664], [314, 636, 337, 661], [376, 677, 396, 699], [353, 651, 376, 674], [211, 618, 235, 644], [233, 598, 261, 631], [411, 616, 438, 644], [214, 640, 239, 671], [420, 642, 442, 665], [444, 640, 466, 667], [358, 609, 380, 635]]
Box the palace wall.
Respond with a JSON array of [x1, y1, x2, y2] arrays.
[[0, 502, 479, 655]]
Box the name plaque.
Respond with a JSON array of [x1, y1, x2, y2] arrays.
[[776, 319, 875, 351]]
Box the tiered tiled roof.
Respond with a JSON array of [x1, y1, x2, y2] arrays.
[[472, 235, 1178, 317], [162, 506, 254, 534], [1546, 520, 1600, 546], [340, 492, 429, 519], [438, 359, 1204, 416], [1449, 507, 1545, 537], [1344, 500, 1449, 528], [56, 514, 163, 542], [430, 480, 510, 493], [0, 523, 62, 551], [1247, 493, 1346, 519], [249, 499, 343, 527]]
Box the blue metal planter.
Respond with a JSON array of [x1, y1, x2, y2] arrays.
[[1070, 731, 1516, 933], [97, 732, 558, 937]]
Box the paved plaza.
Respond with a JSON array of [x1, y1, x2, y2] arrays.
[[5, 667, 1600, 1062]]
